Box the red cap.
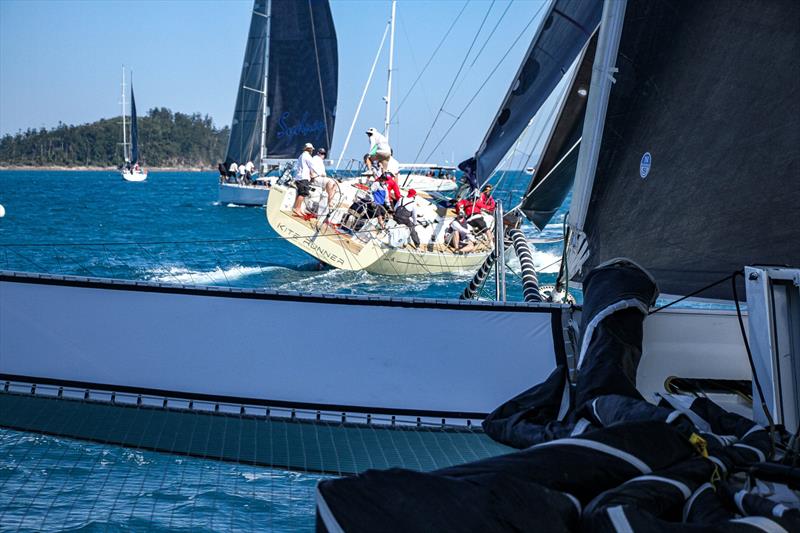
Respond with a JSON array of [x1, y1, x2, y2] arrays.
[[407, 189, 417, 197]]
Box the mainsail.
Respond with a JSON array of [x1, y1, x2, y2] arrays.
[[130, 83, 139, 165], [225, 0, 338, 166], [569, 0, 800, 300], [463, 0, 602, 186]]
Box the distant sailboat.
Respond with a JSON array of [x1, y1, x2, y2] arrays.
[[120, 67, 148, 182], [219, 0, 338, 206]]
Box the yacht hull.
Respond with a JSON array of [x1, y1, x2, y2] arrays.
[[218, 182, 270, 206], [121, 169, 147, 182]]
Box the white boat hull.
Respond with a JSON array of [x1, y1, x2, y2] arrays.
[[266, 184, 491, 274], [121, 169, 148, 182], [218, 182, 270, 206], [397, 173, 457, 192]]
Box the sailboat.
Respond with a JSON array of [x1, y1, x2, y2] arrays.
[[1, 0, 798, 513], [266, 1, 500, 275], [218, 0, 338, 206], [120, 68, 148, 182]]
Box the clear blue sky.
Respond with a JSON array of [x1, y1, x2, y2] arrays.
[[0, 0, 549, 164]]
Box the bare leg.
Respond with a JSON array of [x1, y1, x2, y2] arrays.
[[293, 195, 306, 216], [325, 181, 337, 208]]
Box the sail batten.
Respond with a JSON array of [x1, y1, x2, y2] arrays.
[[225, 0, 338, 166]]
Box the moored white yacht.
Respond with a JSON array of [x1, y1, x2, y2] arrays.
[[118, 67, 148, 182]]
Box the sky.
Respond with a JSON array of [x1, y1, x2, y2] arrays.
[[0, 0, 550, 164]]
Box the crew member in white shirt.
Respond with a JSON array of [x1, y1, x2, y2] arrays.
[[293, 143, 315, 217], [365, 127, 392, 174], [311, 148, 337, 209]]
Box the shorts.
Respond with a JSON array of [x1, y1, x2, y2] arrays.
[[295, 179, 311, 196], [372, 149, 391, 162], [313, 176, 336, 189]]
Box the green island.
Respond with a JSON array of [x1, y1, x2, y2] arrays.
[[0, 108, 229, 170]]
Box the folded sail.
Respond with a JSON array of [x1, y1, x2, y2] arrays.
[[465, 0, 602, 186], [130, 83, 139, 165], [225, 0, 338, 166], [576, 0, 800, 299]]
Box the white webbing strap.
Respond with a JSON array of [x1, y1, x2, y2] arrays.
[[315, 486, 345, 533], [535, 438, 651, 474]]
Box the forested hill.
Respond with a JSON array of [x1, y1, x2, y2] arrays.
[[0, 108, 230, 168]]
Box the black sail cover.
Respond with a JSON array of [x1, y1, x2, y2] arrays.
[[130, 83, 139, 164], [520, 33, 597, 230], [464, 0, 602, 186], [225, 0, 338, 165], [578, 0, 800, 299]]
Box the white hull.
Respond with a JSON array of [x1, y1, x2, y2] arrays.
[[0, 271, 754, 421], [121, 169, 147, 182], [266, 184, 491, 274], [218, 182, 270, 206], [397, 173, 457, 192]]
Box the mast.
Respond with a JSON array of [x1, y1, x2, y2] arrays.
[[383, 0, 396, 140], [259, 0, 273, 174], [121, 66, 128, 163]]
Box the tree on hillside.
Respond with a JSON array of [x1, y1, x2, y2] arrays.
[[0, 109, 230, 168]]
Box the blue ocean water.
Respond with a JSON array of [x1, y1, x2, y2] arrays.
[[0, 170, 566, 299], [0, 169, 566, 531]]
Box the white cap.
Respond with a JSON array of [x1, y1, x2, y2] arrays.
[[365, 127, 378, 135], [303, 142, 314, 151]]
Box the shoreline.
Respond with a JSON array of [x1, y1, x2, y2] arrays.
[[0, 165, 211, 172]]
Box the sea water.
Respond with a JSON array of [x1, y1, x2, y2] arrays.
[[0, 170, 566, 531]]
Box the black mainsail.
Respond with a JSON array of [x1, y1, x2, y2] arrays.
[[568, 0, 800, 300], [462, 0, 602, 186], [225, 0, 338, 167], [130, 82, 140, 165]]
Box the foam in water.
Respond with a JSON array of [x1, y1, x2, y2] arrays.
[[148, 265, 278, 285]]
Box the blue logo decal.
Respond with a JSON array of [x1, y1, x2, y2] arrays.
[[640, 152, 651, 179], [276, 111, 326, 141]]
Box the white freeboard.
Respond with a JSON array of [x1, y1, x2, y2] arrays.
[[0, 273, 565, 418]]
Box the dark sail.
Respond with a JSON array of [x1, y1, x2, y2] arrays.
[[520, 33, 597, 230], [465, 0, 602, 185], [130, 83, 139, 164], [265, 0, 337, 159], [225, 0, 269, 166], [578, 0, 800, 300], [225, 0, 338, 166]]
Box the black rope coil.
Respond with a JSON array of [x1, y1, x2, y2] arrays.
[[460, 249, 498, 300], [508, 228, 542, 302]]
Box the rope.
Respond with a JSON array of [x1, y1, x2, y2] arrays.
[[508, 228, 541, 302], [460, 249, 498, 300]]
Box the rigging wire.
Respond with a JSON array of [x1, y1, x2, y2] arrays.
[[388, 1, 470, 123], [421, 3, 546, 162], [308, 0, 331, 150], [413, 0, 496, 163]]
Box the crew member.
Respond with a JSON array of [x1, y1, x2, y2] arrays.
[[293, 143, 315, 217], [311, 148, 337, 209], [394, 189, 420, 248]]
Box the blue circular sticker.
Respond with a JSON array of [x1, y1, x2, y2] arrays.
[[640, 152, 651, 179]]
